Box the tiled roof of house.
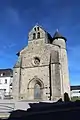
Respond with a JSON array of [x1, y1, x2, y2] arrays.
[[70, 86, 80, 90], [0, 69, 13, 77]]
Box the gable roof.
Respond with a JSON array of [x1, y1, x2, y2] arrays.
[[0, 69, 13, 77], [16, 24, 53, 56], [30, 24, 52, 38]]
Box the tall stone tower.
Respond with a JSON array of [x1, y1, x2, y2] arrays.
[[12, 25, 70, 101]]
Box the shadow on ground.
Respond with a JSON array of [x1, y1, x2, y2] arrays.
[[5, 93, 80, 120]]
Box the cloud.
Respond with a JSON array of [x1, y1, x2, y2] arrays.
[[4, 7, 21, 25], [8, 43, 16, 48], [3, 43, 16, 50]]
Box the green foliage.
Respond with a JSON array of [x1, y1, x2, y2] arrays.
[[71, 97, 80, 101]]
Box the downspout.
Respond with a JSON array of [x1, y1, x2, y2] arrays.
[[19, 56, 22, 99], [49, 54, 52, 100], [59, 46, 64, 100]]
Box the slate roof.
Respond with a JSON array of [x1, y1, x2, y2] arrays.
[[14, 56, 22, 68], [0, 69, 13, 77], [53, 30, 67, 41], [70, 86, 80, 90], [46, 32, 53, 43]]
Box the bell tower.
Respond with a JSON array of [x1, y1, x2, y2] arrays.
[[52, 30, 70, 98]]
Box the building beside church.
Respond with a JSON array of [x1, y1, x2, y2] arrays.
[[12, 24, 70, 101], [0, 69, 13, 99], [71, 86, 80, 98]]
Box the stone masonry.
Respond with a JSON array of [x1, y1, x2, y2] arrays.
[[12, 24, 70, 101]]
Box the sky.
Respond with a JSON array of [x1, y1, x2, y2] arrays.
[[0, 0, 80, 85]]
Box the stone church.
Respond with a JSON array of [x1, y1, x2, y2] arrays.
[[12, 24, 70, 101]]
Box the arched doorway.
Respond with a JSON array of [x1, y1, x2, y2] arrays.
[[27, 77, 44, 100]]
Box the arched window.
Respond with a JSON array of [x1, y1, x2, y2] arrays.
[[37, 27, 39, 31], [34, 83, 41, 99], [37, 32, 40, 39], [33, 33, 36, 39], [34, 28, 36, 31]]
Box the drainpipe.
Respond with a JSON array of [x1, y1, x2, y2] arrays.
[[49, 54, 52, 100]]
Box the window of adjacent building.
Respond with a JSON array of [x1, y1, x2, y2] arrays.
[[10, 83, 12, 86], [37, 32, 40, 39], [1, 73, 3, 76], [3, 73, 5, 76], [4, 89, 6, 92], [1, 73, 5, 76], [0, 79, 2, 84], [5, 79, 7, 84], [73, 91, 79, 93], [0, 89, 6, 93], [33, 33, 36, 39]]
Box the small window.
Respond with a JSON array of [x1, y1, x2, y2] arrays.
[[10, 83, 12, 86], [37, 32, 40, 39], [4, 89, 6, 92], [33, 33, 36, 39], [37, 27, 39, 31], [0, 79, 1, 84], [3, 73, 5, 76], [1, 73, 3, 76], [5, 79, 7, 84]]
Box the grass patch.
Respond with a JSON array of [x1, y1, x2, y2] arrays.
[[71, 97, 80, 101]]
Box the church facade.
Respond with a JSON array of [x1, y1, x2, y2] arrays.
[[12, 25, 70, 101]]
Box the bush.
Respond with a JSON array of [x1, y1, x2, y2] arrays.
[[71, 97, 80, 101]]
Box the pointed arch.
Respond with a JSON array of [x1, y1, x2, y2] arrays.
[[37, 32, 40, 39], [27, 77, 44, 100], [33, 33, 36, 39], [27, 77, 44, 89]]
